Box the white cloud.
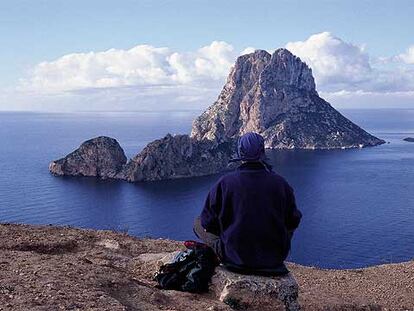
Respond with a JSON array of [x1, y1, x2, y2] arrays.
[[397, 45, 414, 64], [6, 34, 414, 111], [321, 90, 414, 109], [21, 41, 237, 94], [240, 47, 256, 55], [285, 32, 414, 96], [286, 32, 373, 91]]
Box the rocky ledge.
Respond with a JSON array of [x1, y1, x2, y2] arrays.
[[0, 223, 413, 311], [50, 48, 385, 181]]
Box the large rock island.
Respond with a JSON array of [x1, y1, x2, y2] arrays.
[[49, 48, 385, 181], [191, 49, 383, 149]]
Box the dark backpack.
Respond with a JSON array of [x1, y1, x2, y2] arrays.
[[154, 241, 219, 293]]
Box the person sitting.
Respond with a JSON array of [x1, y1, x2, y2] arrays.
[[193, 132, 302, 275]]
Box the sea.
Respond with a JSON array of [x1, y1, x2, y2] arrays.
[[0, 109, 413, 269]]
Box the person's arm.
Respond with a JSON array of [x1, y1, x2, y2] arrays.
[[285, 183, 302, 238], [200, 180, 223, 235]]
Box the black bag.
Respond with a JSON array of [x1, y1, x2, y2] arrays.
[[154, 241, 219, 293]]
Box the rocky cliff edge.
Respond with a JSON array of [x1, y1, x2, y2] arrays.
[[0, 223, 412, 310]]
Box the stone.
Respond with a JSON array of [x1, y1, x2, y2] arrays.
[[134, 252, 300, 310], [211, 266, 300, 311], [96, 239, 120, 250], [136, 251, 181, 266], [49, 136, 127, 179], [117, 134, 235, 182]]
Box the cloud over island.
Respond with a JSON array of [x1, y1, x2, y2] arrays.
[[7, 32, 414, 111], [21, 41, 236, 93]]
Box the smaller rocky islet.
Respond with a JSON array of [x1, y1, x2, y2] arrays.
[[48, 136, 127, 179]]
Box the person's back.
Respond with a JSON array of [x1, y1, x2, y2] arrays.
[[194, 132, 302, 275]]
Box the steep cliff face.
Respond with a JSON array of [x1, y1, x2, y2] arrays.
[[49, 136, 127, 179], [191, 48, 384, 149], [191, 50, 271, 142]]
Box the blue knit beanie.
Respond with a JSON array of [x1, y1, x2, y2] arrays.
[[230, 132, 265, 162]]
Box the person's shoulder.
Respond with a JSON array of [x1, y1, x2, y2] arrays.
[[208, 172, 233, 188], [218, 170, 239, 183], [269, 171, 292, 188], [268, 170, 285, 181]]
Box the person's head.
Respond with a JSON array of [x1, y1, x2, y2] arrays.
[[235, 132, 265, 162]]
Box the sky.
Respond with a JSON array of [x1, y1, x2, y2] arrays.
[[0, 0, 413, 111]]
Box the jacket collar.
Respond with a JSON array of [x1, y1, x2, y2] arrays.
[[237, 161, 267, 171]]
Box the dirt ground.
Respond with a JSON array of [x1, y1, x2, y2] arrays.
[[0, 223, 412, 311]]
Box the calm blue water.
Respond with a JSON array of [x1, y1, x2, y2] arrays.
[[0, 109, 413, 269]]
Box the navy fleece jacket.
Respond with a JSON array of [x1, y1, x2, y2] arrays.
[[200, 162, 302, 272]]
